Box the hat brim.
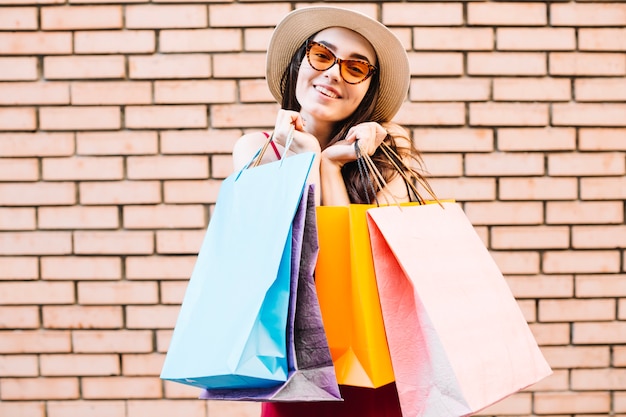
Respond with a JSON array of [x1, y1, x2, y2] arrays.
[[266, 6, 409, 122]]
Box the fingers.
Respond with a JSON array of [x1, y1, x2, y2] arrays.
[[344, 122, 387, 156]]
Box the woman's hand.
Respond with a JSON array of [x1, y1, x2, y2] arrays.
[[321, 121, 387, 167], [271, 109, 321, 155]]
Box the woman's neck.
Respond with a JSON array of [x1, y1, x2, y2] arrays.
[[301, 114, 336, 149]]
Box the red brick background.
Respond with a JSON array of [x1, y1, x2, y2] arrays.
[[0, 1, 625, 416]]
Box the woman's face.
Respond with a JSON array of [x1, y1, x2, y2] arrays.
[[295, 27, 377, 125]]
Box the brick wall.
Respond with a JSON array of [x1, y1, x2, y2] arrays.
[[0, 1, 624, 416]]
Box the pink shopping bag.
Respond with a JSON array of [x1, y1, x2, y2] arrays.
[[366, 202, 552, 416]]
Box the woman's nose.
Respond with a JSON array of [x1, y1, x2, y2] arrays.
[[323, 61, 342, 82]]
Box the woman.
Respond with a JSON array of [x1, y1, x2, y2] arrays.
[[232, 6, 428, 416], [233, 6, 429, 208]]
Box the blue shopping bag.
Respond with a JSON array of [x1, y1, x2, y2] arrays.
[[161, 152, 316, 390]]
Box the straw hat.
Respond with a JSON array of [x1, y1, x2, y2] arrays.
[[266, 6, 410, 122]]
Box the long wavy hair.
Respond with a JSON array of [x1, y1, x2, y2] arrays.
[[280, 36, 430, 204]]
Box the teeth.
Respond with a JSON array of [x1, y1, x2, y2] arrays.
[[315, 86, 338, 98]]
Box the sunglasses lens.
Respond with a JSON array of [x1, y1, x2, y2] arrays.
[[307, 42, 373, 84], [308, 43, 335, 71], [341, 62, 371, 84]]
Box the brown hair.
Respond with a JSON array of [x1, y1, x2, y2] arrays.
[[280, 37, 428, 204]]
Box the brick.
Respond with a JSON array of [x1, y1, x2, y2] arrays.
[[544, 250, 621, 274], [393, 103, 466, 126], [72, 330, 153, 353], [528, 322, 570, 345], [408, 52, 464, 76], [209, 3, 291, 27], [123, 205, 205, 229], [572, 369, 626, 390], [40, 106, 121, 130], [549, 152, 625, 176], [526, 369, 569, 392], [44, 56, 126, 79], [576, 274, 626, 297], [539, 299, 615, 322], [0, 132, 75, 156], [39, 206, 119, 229], [0, 402, 45, 417], [160, 281, 188, 304], [71, 81, 152, 105], [576, 78, 626, 101], [243, 28, 273, 53], [505, 275, 573, 298], [155, 80, 236, 104], [40, 354, 120, 376], [163, 380, 202, 399], [470, 103, 548, 127], [42, 156, 124, 180], [0, 182, 75, 206], [541, 346, 610, 369], [573, 225, 626, 249], [79, 181, 162, 205], [160, 129, 240, 154], [499, 177, 577, 200], [550, 52, 626, 76], [156, 330, 172, 353], [0, 281, 74, 304], [160, 28, 240, 53], [47, 401, 126, 417], [0, 82, 70, 105], [615, 346, 626, 366], [551, 3, 626, 26], [383, 3, 463, 26], [465, 153, 545, 176], [497, 128, 576, 151], [0, 354, 38, 376], [409, 78, 489, 102], [547, 201, 623, 225], [0, 306, 40, 328], [413, 28, 492, 51], [0, 32, 71, 55], [493, 78, 570, 101], [0, 330, 71, 354], [78, 281, 159, 305], [126, 105, 207, 129], [468, 53, 546, 76], [78, 131, 158, 155], [41, 256, 121, 280], [0, 7, 38, 30], [213, 53, 265, 78], [43, 305, 123, 329], [239, 80, 273, 104], [413, 128, 493, 153], [492, 226, 569, 250], [574, 321, 626, 344], [0, 107, 36, 131], [126, 256, 195, 280], [0, 231, 72, 255], [75, 30, 155, 54], [127, 155, 208, 179], [0, 158, 39, 181], [425, 178, 495, 201], [163, 180, 222, 204], [129, 54, 211, 79], [156, 230, 205, 255], [468, 2, 546, 25], [127, 400, 207, 417], [496, 28, 574, 50], [207, 402, 260, 417], [581, 177, 626, 200], [0, 377, 79, 401], [517, 299, 537, 323], [464, 202, 543, 226], [82, 376, 162, 399], [0, 256, 38, 280], [126, 5, 207, 28], [74, 231, 154, 255], [490, 251, 540, 275], [41, 5, 122, 29], [553, 103, 626, 127], [0, 57, 38, 80], [417, 153, 461, 177], [122, 353, 165, 376], [620, 299, 626, 320], [579, 29, 626, 51], [126, 305, 179, 329], [210, 154, 233, 178]]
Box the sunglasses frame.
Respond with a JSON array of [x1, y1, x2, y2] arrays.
[[305, 40, 377, 85]]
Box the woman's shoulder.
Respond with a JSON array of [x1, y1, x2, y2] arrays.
[[232, 131, 272, 170]]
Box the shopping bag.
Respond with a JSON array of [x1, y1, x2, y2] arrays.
[[160, 152, 315, 390], [315, 204, 394, 388], [200, 185, 341, 401], [366, 202, 552, 416]]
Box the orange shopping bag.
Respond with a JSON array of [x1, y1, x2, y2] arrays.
[[315, 204, 394, 388], [366, 202, 552, 416]]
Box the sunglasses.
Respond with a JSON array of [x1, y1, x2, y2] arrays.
[[306, 40, 377, 85]]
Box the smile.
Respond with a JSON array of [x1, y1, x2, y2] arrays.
[[315, 85, 340, 99]]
